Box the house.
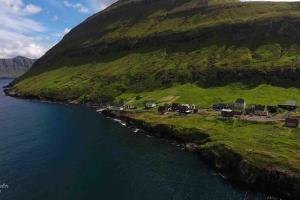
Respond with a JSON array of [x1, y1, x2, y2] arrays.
[[158, 106, 168, 115], [221, 109, 234, 118], [285, 117, 299, 128], [178, 105, 192, 114], [278, 100, 297, 111], [254, 105, 269, 116], [267, 106, 278, 114], [234, 98, 246, 112], [145, 102, 156, 109], [171, 103, 180, 111], [213, 103, 232, 111]]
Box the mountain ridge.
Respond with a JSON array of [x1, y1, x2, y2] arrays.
[[0, 56, 36, 78], [12, 0, 300, 101]]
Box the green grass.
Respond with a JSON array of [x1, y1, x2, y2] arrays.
[[17, 0, 300, 77], [11, 0, 300, 177], [14, 45, 300, 103], [130, 111, 300, 174], [117, 84, 300, 108]]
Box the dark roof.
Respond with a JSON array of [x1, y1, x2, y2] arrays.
[[286, 118, 299, 123], [254, 105, 265, 111]]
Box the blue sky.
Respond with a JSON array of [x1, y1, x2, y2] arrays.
[[0, 0, 116, 59], [0, 0, 299, 59]]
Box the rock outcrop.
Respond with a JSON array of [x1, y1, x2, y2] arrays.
[[0, 56, 36, 78]]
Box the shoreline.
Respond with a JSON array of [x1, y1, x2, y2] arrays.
[[4, 88, 299, 200]]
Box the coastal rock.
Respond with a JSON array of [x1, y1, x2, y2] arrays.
[[185, 143, 199, 152]]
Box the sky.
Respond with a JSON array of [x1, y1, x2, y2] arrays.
[[0, 0, 117, 59], [0, 0, 299, 59]]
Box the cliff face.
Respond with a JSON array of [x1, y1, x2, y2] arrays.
[[0, 56, 36, 78]]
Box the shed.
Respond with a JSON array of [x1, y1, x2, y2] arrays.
[[267, 106, 278, 114], [178, 105, 192, 114], [171, 103, 180, 111], [158, 106, 168, 115], [221, 109, 234, 118], [278, 100, 297, 111], [213, 103, 231, 111], [285, 117, 299, 128], [145, 102, 156, 109]]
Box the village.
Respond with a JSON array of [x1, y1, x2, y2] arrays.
[[97, 98, 300, 128]]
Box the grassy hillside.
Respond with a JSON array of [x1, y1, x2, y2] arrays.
[[11, 2, 300, 196], [13, 0, 300, 103]]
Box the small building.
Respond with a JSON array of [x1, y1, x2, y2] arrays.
[[234, 98, 246, 112], [278, 101, 297, 111], [254, 105, 268, 116], [267, 106, 278, 114], [109, 106, 125, 111], [178, 105, 192, 114], [221, 109, 234, 118], [213, 103, 232, 111], [285, 117, 299, 128], [171, 103, 180, 111], [158, 106, 168, 115], [145, 102, 156, 109]]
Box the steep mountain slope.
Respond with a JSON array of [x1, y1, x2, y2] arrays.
[[10, 1, 300, 198], [0, 56, 36, 78], [13, 0, 300, 102]]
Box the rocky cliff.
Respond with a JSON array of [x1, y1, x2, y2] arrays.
[[0, 56, 36, 78]]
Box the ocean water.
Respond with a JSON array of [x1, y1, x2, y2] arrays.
[[0, 79, 274, 200]]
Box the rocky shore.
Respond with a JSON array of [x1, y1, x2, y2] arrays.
[[4, 87, 300, 200], [101, 110, 300, 200]]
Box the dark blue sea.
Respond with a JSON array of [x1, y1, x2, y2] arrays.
[[0, 79, 275, 200]]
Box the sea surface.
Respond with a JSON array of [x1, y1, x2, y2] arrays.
[[0, 79, 276, 200]]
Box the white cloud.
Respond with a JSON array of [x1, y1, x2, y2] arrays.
[[0, 0, 49, 59], [0, 30, 49, 59], [0, 0, 42, 16], [63, 1, 90, 13], [88, 0, 117, 12], [23, 4, 42, 15]]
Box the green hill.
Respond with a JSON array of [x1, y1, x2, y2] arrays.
[[10, 1, 300, 198], [13, 0, 300, 103]]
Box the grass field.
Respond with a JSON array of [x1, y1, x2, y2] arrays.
[[129, 111, 300, 174], [117, 83, 300, 108]]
